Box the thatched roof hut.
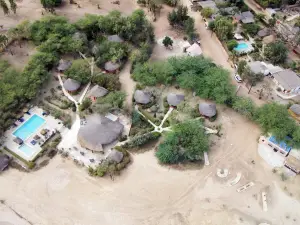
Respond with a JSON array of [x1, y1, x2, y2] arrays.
[[290, 104, 300, 116], [134, 90, 151, 104], [258, 28, 270, 38], [107, 34, 124, 43], [57, 59, 72, 72], [78, 114, 124, 152], [87, 85, 108, 98], [107, 149, 124, 163], [167, 93, 184, 106], [104, 61, 121, 72], [63, 78, 81, 92], [0, 155, 9, 171], [199, 103, 216, 117]]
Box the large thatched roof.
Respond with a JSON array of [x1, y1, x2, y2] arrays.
[[290, 104, 300, 116], [107, 34, 124, 43], [104, 61, 121, 72], [0, 155, 9, 171], [87, 85, 108, 98], [167, 93, 184, 106], [63, 78, 81, 92], [199, 103, 216, 117], [134, 90, 151, 104], [78, 114, 124, 152], [107, 149, 124, 163]]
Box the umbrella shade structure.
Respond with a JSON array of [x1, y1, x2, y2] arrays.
[[199, 103, 217, 117], [167, 93, 184, 106], [78, 114, 124, 152], [107, 149, 124, 163], [63, 78, 81, 92], [13, 137, 23, 145], [134, 90, 152, 104]]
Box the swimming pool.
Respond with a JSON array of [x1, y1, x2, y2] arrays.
[[13, 114, 45, 140], [19, 144, 36, 158], [234, 42, 253, 53]]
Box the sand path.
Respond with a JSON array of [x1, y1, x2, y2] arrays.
[[119, 62, 135, 110]]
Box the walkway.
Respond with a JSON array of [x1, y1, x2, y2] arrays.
[[119, 62, 136, 111]]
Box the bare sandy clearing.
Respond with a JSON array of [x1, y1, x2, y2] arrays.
[[1, 107, 300, 225]]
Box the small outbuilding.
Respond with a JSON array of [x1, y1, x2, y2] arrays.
[[134, 90, 151, 104], [199, 103, 216, 118], [104, 61, 121, 73], [107, 35, 124, 43], [87, 85, 108, 102], [186, 43, 202, 56], [167, 93, 184, 106], [0, 155, 9, 171], [107, 149, 124, 163], [57, 59, 72, 72], [63, 78, 81, 93], [258, 28, 270, 38], [289, 104, 300, 121], [78, 114, 124, 152], [234, 11, 254, 24], [13, 137, 23, 145]]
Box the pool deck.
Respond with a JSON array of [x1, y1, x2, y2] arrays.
[[2, 107, 64, 162]]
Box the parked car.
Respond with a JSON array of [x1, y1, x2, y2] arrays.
[[234, 74, 242, 83]]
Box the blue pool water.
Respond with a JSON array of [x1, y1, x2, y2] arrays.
[[234, 42, 250, 51], [19, 144, 36, 157], [13, 114, 45, 140]]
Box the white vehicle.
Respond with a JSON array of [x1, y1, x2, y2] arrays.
[[234, 74, 242, 83]]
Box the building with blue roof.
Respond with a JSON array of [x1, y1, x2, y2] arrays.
[[267, 136, 292, 157]]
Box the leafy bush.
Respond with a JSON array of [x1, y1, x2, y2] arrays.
[[122, 132, 161, 149], [79, 98, 92, 111], [264, 41, 288, 65], [201, 7, 214, 18], [40, 0, 62, 8], [227, 40, 238, 51], [156, 120, 208, 164], [93, 91, 126, 114], [64, 59, 90, 84], [242, 23, 260, 36], [232, 97, 256, 120], [92, 74, 121, 91], [164, 0, 178, 6]]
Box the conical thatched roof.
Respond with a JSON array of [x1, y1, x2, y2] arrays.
[[87, 85, 108, 98], [63, 78, 81, 92], [57, 59, 72, 72], [167, 93, 184, 106], [107, 34, 124, 43], [199, 103, 216, 117], [104, 61, 121, 72], [290, 104, 300, 116], [107, 149, 124, 163], [78, 114, 124, 152], [0, 155, 9, 171], [134, 90, 151, 104]]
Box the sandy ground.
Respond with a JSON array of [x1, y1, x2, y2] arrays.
[[1, 107, 300, 225]]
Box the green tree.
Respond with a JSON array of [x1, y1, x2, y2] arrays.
[[237, 60, 247, 75], [255, 103, 296, 141], [214, 16, 233, 41], [156, 120, 209, 164], [168, 5, 189, 27], [242, 23, 260, 36], [8, 0, 16, 14], [0, 0, 9, 14], [64, 59, 90, 84], [94, 91, 126, 114], [232, 97, 256, 119], [79, 98, 92, 111], [184, 17, 196, 40], [241, 66, 264, 93], [255, 13, 265, 22], [264, 41, 288, 64], [227, 39, 238, 51], [201, 7, 214, 18], [162, 36, 173, 48], [0, 34, 8, 48], [40, 0, 62, 9], [268, 18, 276, 27]]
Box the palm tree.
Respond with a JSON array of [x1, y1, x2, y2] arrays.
[[9, 0, 17, 14], [0, 0, 9, 15]]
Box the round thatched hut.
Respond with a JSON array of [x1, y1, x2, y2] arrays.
[[199, 103, 216, 118]]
